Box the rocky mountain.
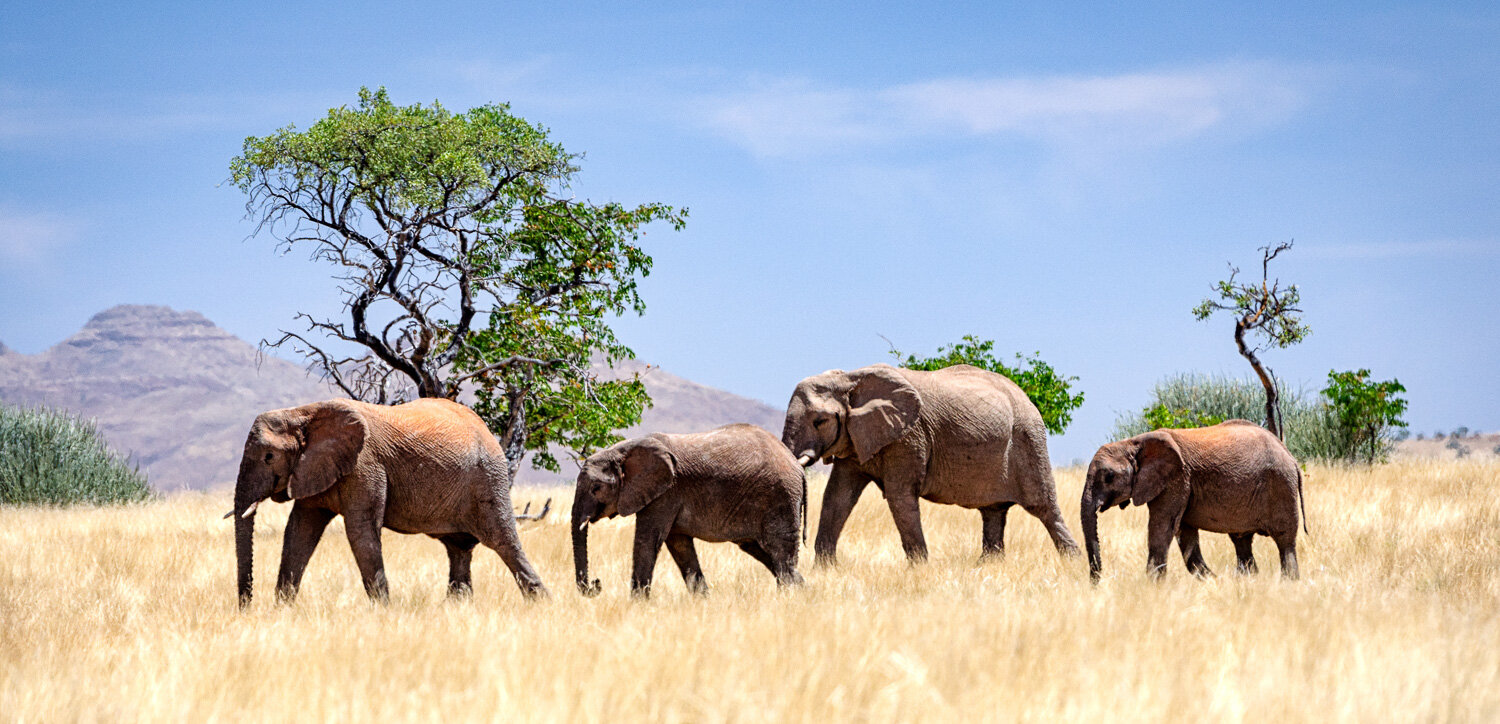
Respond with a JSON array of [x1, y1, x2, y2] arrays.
[[0, 305, 784, 491]]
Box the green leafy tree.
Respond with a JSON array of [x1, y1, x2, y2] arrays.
[[1141, 404, 1224, 431], [1193, 241, 1310, 439], [893, 335, 1083, 434], [231, 88, 686, 472], [1321, 369, 1409, 464]]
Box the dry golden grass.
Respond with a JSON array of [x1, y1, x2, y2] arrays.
[[2, 459, 1498, 722]]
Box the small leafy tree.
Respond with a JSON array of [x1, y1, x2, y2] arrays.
[[1321, 369, 1408, 464], [1193, 241, 1309, 439], [231, 88, 686, 472], [1141, 404, 1224, 431], [893, 335, 1083, 434]]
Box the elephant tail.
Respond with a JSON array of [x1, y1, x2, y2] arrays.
[[800, 468, 808, 545], [1297, 465, 1309, 535]]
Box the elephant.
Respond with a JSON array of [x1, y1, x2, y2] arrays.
[[782, 363, 1079, 565], [227, 398, 547, 607], [571, 424, 806, 598], [1081, 419, 1306, 582]]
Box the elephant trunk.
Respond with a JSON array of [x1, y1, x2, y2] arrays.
[[572, 493, 602, 597], [1081, 474, 1102, 583], [233, 455, 271, 608]]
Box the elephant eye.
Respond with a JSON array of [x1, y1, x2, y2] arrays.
[[813, 418, 828, 428], [264, 452, 274, 463], [1102, 471, 1114, 485]]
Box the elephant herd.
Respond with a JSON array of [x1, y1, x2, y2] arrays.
[[228, 363, 1306, 607]]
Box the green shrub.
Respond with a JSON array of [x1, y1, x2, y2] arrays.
[[895, 335, 1084, 435], [1111, 373, 1358, 462], [0, 403, 153, 505], [1321, 369, 1408, 464]]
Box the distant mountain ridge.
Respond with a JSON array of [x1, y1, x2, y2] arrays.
[[0, 305, 784, 491]]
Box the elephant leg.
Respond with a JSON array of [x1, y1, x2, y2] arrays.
[[343, 509, 389, 603], [440, 533, 480, 598], [736, 541, 779, 574], [1019, 499, 1082, 557], [762, 533, 804, 587], [1230, 533, 1259, 574], [1273, 532, 1299, 580], [275, 503, 335, 603], [665, 534, 709, 595], [1144, 501, 1183, 580], [476, 483, 548, 599], [814, 464, 872, 566], [630, 521, 668, 599], [979, 502, 1014, 561], [884, 489, 928, 563], [1176, 525, 1214, 578]]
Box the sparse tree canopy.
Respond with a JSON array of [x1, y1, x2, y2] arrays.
[[1193, 241, 1309, 439], [230, 87, 686, 471], [894, 335, 1084, 435]]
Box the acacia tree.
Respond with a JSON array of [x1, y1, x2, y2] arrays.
[[1192, 241, 1309, 439], [231, 88, 686, 473]]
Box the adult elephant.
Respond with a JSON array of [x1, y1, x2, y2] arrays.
[[1081, 419, 1306, 581], [226, 398, 547, 607], [571, 424, 805, 598], [782, 363, 1079, 565]]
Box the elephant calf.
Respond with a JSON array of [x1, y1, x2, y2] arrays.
[[228, 398, 547, 606], [571, 424, 806, 598], [1081, 420, 1307, 581]]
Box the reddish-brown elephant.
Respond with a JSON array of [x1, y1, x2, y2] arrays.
[[228, 398, 547, 607], [1082, 419, 1307, 582]]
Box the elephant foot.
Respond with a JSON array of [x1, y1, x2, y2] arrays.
[[814, 552, 838, 568], [447, 582, 473, 599]]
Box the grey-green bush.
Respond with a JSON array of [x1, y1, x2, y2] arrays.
[[1111, 373, 1359, 462], [0, 403, 153, 505]]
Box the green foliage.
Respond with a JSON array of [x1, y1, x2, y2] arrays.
[[1111, 374, 1357, 462], [231, 87, 686, 469], [1321, 369, 1409, 464], [0, 403, 153, 505], [895, 335, 1083, 435], [1141, 404, 1224, 431]]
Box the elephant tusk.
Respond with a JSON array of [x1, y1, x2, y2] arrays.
[[578, 519, 590, 530], [222, 509, 234, 520], [240, 500, 262, 519], [797, 454, 814, 467]]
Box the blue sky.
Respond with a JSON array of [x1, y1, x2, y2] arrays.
[[2, 2, 1497, 461]]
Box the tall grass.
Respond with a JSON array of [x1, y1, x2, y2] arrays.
[[1111, 373, 1358, 461], [1, 460, 1496, 722], [0, 403, 153, 505]]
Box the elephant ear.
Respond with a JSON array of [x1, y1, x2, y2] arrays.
[[847, 365, 923, 464], [289, 402, 366, 499], [617, 437, 677, 516], [1131, 430, 1185, 506]]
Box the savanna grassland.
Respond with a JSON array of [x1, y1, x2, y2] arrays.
[[2, 460, 1497, 722]]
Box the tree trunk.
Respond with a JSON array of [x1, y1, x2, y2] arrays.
[[1235, 321, 1281, 439]]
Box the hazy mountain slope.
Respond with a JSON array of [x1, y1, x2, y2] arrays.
[[0, 305, 785, 491]]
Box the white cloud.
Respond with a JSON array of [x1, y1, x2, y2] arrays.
[[0, 204, 81, 266], [698, 64, 1308, 158]]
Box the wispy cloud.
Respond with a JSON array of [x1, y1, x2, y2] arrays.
[[698, 63, 1308, 158], [1302, 239, 1500, 260], [0, 204, 82, 266], [0, 85, 332, 144]]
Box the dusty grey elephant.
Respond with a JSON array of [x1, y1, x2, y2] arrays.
[[571, 424, 805, 598], [227, 398, 547, 607], [1081, 419, 1306, 582], [782, 363, 1079, 565]]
